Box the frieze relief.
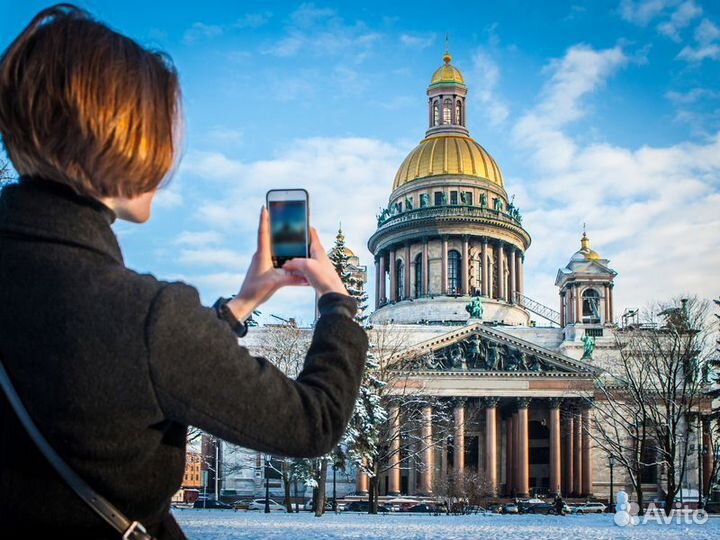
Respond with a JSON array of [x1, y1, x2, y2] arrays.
[[408, 333, 572, 374]]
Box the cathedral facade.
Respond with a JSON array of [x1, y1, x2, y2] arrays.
[[355, 50, 711, 502]]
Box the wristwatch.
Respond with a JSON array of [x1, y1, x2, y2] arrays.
[[212, 297, 249, 338]]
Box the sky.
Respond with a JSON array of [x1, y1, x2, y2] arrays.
[[1, 0, 719, 326]]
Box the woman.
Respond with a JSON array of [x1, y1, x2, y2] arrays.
[[0, 5, 367, 538]]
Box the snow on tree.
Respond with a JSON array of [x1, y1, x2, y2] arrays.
[[327, 226, 368, 324]]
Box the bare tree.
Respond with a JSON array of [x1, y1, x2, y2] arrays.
[[589, 296, 714, 515], [433, 469, 495, 514]]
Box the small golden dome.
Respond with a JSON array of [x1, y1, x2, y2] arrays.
[[578, 231, 601, 260], [393, 135, 503, 190], [430, 62, 465, 86]]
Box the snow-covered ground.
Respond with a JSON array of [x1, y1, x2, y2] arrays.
[[173, 509, 720, 539]]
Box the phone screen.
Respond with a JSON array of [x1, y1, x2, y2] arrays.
[[268, 198, 308, 266]]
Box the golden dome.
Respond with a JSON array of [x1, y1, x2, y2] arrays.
[[393, 135, 503, 190], [430, 63, 465, 86], [573, 231, 601, 260]]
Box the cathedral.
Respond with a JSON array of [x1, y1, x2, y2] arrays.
[[352, 49, 712, 502], [214, 50, 713, 506]]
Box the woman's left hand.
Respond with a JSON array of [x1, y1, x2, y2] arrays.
[[227, 207, 308, 321]]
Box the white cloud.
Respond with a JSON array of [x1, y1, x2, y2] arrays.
[[183, 22, 223, 45], [234, 12, 272, 29], [178, 248, 248, 269], [207, 127, 244, 147], [656, 0, 702, 42], [505, 43, 720, 316], [677, 18, 720, 61], [290, 3, 336, 28], [174, 231, 224, 246], [399, 33, 436, 49], [665, 87, 720, 103], [512, 44, 628, 171], [619, 0, 674, 26], [465, 51, 509, 126]]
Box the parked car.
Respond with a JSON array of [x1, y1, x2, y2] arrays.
[[573, 502, 607, 514], [343, 500, 391, 513], [303, 499, 336, 512], [247, 498, 287, 512], [193, 498, 232, 509], [406, 503, 440, 513], [526, 503, 557, 515], [501, 503, 519, 514], [231, 499, 252, 510]]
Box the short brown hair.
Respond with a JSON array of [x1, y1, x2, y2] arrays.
[[0, 4, 180, 198]]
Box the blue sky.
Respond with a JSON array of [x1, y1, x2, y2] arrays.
[[1, 0, 719, 324]]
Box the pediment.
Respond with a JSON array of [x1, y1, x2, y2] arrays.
[[396, 323, 596, 378]]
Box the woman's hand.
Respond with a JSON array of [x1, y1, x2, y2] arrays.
[[227, 207, 308, 321], [283, 228, 348, 297]]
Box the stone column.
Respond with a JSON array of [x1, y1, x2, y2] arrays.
[[516, 398, 531, 497], [559, 292, 565, 327], [422, 238, 429, 296], [582, 407, 593, 496], [517, 252, 524, 297], [485, 397, 500, 495], [603, 284, 610, 323], [388, 403, 401, 495], [575, 285, 582, 325], [508, 246, 516, 304], [566, 286, 573, 324], [496, 241, 505, 301], [573, 408, 583, 496], [374, 257, 380, 309], [512, 410, 519, 494], [453, 398, 466, 477], [388, 249, 396, 302], [481, 238, 489, 297], [461, 236, 469, 295], [419, 404, 434, 495], [404, 243, 411, 300], [505, 414, 514, 496], [609, 284, 614, 324], [441, 236, 448, 295], [378, 252, 386, 305], [356, 458, 368, 494], [548, 398, 562, 496], [563, 410, 574, 497]]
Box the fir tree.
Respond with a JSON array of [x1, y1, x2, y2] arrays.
[[328, 226, 368, 323]]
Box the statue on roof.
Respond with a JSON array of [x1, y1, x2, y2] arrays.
[[465, 296, 484, 320], [581, 334, 596, 360]]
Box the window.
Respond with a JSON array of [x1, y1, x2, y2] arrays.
[[447, 249, 461, 294], [456, 101, 462, 125], [450, 190, 458, 205], [433, 101, 440, 126], [443, 98, 452, 124], [582, 289, 601, 324], [397, 201, 402, 212], [465, 192, 473, 206], [395, 259, 405, 300], [434, 191, 444, 206], [414, 253, 423, 297]]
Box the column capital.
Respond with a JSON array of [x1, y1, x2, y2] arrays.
[[547, 397, 563, 409], [481, 237, 488, 245], [516, 397, 532, 409], [483, 396, 501, 408], [453, 397, 468, 408]]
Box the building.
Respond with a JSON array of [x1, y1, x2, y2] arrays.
[[356, 49, 713, 502]]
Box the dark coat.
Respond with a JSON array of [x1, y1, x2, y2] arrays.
[[0, 178, 367, 538]]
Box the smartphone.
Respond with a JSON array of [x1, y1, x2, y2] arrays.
[[266, 189, 310, 268]]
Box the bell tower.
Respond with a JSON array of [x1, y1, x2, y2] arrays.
[[555, 230, 617, 334], [426, 46, 468, 138]]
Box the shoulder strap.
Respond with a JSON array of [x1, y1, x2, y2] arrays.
[[0, 359, 154, 540]]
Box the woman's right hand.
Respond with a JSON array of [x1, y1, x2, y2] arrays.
[[283, 227, 349, 298]]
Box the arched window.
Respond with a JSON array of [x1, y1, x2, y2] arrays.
[[582, 288, 601, 324], [443, 98, 452, 124], [395, 259, 405, 300], [433, 100, 440, 126], [414, 253, 423, 298], [456, 101, 462, 125], [447, 249, 461, 294]]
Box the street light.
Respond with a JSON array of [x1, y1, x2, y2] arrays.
[[608, 455, 616, 513], [264, 455, 271, 513], [332, 460, 337, 512], [699, 445, 708, 509]]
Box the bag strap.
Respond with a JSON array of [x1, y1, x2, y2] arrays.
[[0, 358, 155, 540]]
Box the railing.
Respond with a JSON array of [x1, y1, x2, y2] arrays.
[[376, 205, 524, 232], [514, 292, 561, 326]]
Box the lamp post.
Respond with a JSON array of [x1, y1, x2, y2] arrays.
[[332, 460, 337, 512], [264, 455, 271, 513], [699, 445, 707, 509], [608, 455, 616, 513]]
